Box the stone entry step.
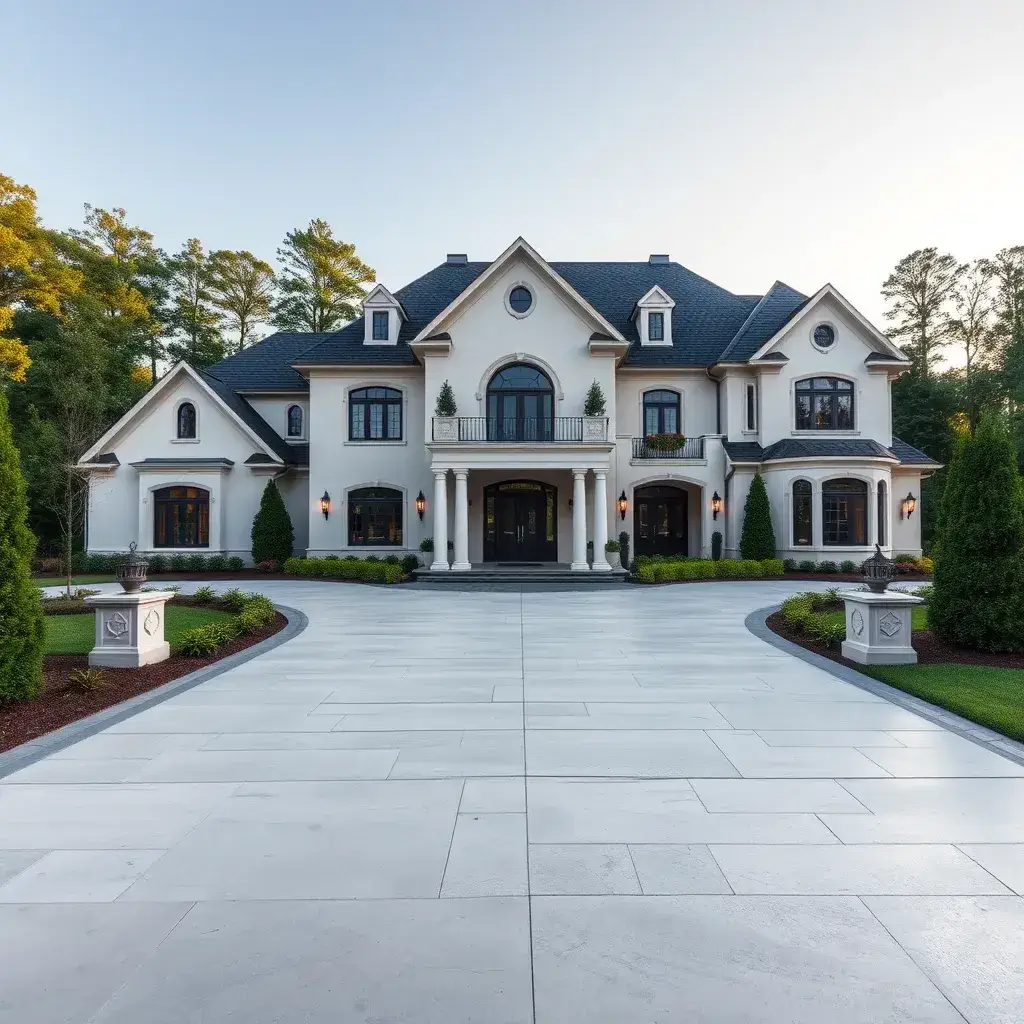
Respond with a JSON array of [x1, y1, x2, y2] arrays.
[[411, 564, 629, 586]]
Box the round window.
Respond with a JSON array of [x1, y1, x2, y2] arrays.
[[508, 286, 533, 315], [813, 324, 836, 349]]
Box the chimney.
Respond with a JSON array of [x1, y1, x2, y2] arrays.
[[649, 254, 670, 265], [446, 253, 468, 265]]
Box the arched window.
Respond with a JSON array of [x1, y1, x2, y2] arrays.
[[153, 486, 209, 548], [877, 480, 887, 546], [793, 479, 812, 546], [287, 405, 303, 438], [349, 387, 402, 440], [486, 363, 554, 441], [794, 377, 854, 431], [823, 478, 868, 546], [177, 402, 197, 439], [642, 390, 680, 436], [348, 487, 403, 546]]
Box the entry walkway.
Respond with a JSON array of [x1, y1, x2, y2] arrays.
[[2, 581, 1023, 1022]]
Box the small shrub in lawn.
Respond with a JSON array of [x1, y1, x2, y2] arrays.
[[176, 626, 222, 657], [192, 586, 217, 603], [804, 614, 846, 646], [227, 556, 245, 571], [210, 619, 241, 643], [840, 560, 856, 572], [817, 560, 838, 574], [781, 594, 814, 627], [222, 588, 248, 612], [233, 609, 264, 635], [401, 554, 420, 575], [66, 667, 108, 694], [205, 554, 227, 572], [798, 560, 816, 572], [169, 554, 189, 572]]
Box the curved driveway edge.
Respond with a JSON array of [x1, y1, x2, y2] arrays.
[[747, 604, 1024, 769], [0, 604, 308, 780]]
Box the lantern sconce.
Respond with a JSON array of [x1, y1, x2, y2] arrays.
[[320, 491, 331, 520], [902, 492, 916, 519], [711, 491, 722, 521], [618, 490, 628, 520], [415, 490, 426, 520]]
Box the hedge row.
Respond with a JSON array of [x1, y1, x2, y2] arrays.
[[282, 556, 405, 583], [59, 552, 248, 574], [634, 558, 785, 583]]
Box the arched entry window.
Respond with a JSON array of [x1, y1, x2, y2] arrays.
[[486, 363, 554, 441], [634, 485, 687, 558], [153, 486, 209, 547], [793, 479, 812, 546], [177, 402, 197, 439], [348, 487, 403, 546], [823, 478, 867, 546]]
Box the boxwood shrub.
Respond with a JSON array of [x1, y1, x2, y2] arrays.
[[634, 557, 783, 584], [282, 556, 404, 583]]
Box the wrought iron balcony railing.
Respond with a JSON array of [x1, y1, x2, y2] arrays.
[[631, 435, 705, 460], [432, 416, 607, 443]]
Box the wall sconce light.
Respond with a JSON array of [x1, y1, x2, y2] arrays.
[[618, 490, 628, 520], [711, 491, 722, 520], [415, 490, 426, 520], [568, 497, 574, 509], [902, 492, 916, 519], [320, 491, 331, 520]]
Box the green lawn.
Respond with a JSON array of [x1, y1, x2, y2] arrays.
[[821, 605, 929, 631], [863, 664, 1024, 743], [44, 606, 233, 655], [36, 574, 117, 588]]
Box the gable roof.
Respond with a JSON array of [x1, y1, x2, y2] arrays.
[[717, 282, 809, 363], [206, 332, 325, 391], [199, 372, 302, 464]]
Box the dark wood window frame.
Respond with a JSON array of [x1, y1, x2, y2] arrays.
[[349, 387, 403, 441], [642, 389, 681, 436], [877, 480, 887, 546], [822, 477, 868, 546], [745, 382, 757, 431], [153, 486, 210, 548], [794, 377, 855, 431], [793, 479, 812, 546], [348, 486, 403, 547], [372, 311, 389, 341], [287, 404, 303, 437], [177, 402, 197, 439], [648, 311, 664, 341]]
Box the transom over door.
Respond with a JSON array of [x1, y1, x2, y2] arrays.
[[633, 485, 687, 558]]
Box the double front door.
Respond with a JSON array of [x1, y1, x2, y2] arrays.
[[634, 485, 688, 558], [484, 481, 557, 562]]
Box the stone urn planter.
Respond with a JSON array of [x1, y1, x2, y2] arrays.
[[582, 416, 607, 441], [433, 416, 459, 441], [606, 550, 621, 570]]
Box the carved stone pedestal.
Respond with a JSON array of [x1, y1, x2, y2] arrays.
[[839, 589, 924, 665], [84, 591, 174, 668]]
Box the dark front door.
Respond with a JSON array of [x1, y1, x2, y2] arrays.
[[634, 485, 688, 558], [484, 481, 557, 562]]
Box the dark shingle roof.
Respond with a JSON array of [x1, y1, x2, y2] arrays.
[[719, 282, 810, 363], [200, 372, 301, 465], [205, 333, 327, 391], [889, 437, 940, 466], [725, 436, 939, 466], [722, 442, 765, 462]]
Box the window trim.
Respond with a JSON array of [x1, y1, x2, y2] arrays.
[[641, 388, 682, 437], [348, 386, 404, 442], [346, 485, 404, 547], [811, 321, 838, 351], [792, 478, 812, 547], [821, 476, 869, 547], [152, 485, 210, 549], [371, 310, 389, 341], [503, 281, 536, 319], [175, 400, 198, 441], [286, 404, 304, 439], [744, 381, 757, 433], [793, 376, 856, 432]]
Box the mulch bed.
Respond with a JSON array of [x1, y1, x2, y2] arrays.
[[766, 610, 1024, 670], [0, 612, 287, 754]]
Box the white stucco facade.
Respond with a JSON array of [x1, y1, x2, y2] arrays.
[[78, 239, 937, 567]]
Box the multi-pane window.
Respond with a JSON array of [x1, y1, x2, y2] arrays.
[[372, 311, 389, 341], [153, 486, 209, 547], [348, 487, 403, 546], [745, 382, 757, 431], [823, 478, 867, 546], [287, 405, 303, 437], [177, 402, 197, 439], [642, 390, 680, 436], [794, 377, 854, 430], [648, 311, 664, 341], [349, 387, 402, 440], [793, 480, 812, 546]]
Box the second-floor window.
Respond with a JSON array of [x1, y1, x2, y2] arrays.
[[745, 382, 757, 431], [643, 390, 680, 435], [287, 405, 303, 437], [372, 311, 389, 341], [177, 402, 197, 439], [350, 387, 402, 440], [648, 311, 664, 341], [794, 377, 854, 431]]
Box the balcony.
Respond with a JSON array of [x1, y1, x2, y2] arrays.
[[432, 416, 608, 443], [631, 435, 706, 460]]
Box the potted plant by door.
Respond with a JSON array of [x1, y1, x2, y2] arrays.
[[434, 381, 458, 440], [419, 537, 434, 567], [583, 380, 607, 440], [604, 539, 621, 569]]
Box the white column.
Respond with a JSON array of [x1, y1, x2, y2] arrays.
[[591, 470, 611, 571], [570, 469, 589, 571], [452, 470, 471, 571], [431, 470, 449, 571]]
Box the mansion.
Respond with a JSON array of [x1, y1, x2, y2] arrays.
[[78, 238, 937, 570]]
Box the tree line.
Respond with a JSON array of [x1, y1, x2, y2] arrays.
[[1, 170, 374, 560]]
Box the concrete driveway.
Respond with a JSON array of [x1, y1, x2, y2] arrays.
[[2, 580, 1023, 1022]]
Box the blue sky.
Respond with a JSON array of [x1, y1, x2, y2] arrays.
[[3, 0, 1023, 337]]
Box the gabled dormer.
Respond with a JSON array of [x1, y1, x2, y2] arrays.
[[362, 284, 406, 346], [633, 280, 675, 347]]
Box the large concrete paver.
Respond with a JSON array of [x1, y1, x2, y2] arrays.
[[1, 579, 1022, 1022]]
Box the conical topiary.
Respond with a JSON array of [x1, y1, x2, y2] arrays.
[[584, 380, 606, 416], [0, 387, 45, 701], [251, 479, 294, 565], [739, 473, 776, 561], [930, 414, 1024, 651], [435, 380, 457, 417]]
